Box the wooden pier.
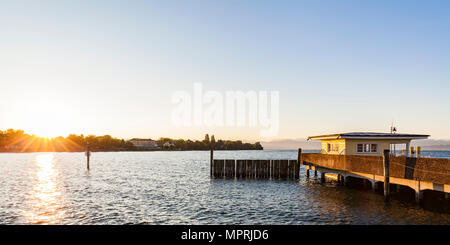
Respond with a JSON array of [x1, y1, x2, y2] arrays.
[[209, 148, 450, 204], [301, 150, 450, 204]]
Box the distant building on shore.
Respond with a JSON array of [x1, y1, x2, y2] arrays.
[[129, 138, 159, 150], [163, 141, 175, 149]]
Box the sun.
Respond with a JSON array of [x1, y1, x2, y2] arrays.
[[22, 102, 77, 138], [26, 117, 74, 138]]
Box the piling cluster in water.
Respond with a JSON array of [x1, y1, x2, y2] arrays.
[[212, 159, 299, 180]]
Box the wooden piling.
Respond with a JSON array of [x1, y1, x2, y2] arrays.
[[288, 160, 296, 179], [86, 145, 91, 171], [415, 181, 423, 204], [225, 160, 235, 178], [320, 172, 325, 183], [274, 160, 280, 179], [297, 148, 302, 180], [269, 160, 272, 179], [246, 160, 253, 179], [383, 149, 390, 202], [262, 160, 269, 179], [210, 148, 214, 177], [372, 181, 378, 192], [280, 160, 287, 179], [213, 159, 225, 178], [210, 156, 302, 180], [236, 160, 245, 178]]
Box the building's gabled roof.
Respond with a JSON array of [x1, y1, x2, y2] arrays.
[[307, 132, 430, 141]]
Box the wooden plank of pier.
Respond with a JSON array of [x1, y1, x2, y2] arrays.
[[225, 159, 235, 178], [213, 159, 224, 178], [236, 160, 246, 178]]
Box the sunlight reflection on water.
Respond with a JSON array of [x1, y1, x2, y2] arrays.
[[0, 151, 448, 225], [22, 154, 65, 224]]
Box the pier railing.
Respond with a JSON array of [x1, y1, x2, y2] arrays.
[[302, 153, 450, 185]]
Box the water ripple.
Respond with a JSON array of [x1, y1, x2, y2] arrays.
[[0, 151, 449, 225]]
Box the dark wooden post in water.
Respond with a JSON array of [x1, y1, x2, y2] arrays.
[[297, 148, 302, 179], [383, 149, 390, 202], [86, 144, 91, 171], [320, 172, 325, 183], [210, 148, 214, 177]]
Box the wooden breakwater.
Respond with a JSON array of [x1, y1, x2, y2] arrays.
[[212, 159, 300, 179], [210, 149, 301, 180]]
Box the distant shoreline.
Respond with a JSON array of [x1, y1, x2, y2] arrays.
[[0, 129, 263, 152], [0, 149, 265, 153]]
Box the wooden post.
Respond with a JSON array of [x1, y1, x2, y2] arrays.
[[314, 169, 317, 177], [210, 148, 214, 177], [371, 180, 378, 192], [383, 149, 390, 202], [306, 165, 310, 178], [415, 181, 423, 204], [320, 172, 325, 183], [297, 148, 302, 180], [339, 175, 345, 186], [86, 145, 91, 171]]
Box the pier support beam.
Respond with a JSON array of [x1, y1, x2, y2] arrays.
[[337, 174, 343, 185], [314, 169, 318, 177], [415, 181, 423, 204], [371, 181, 378, 192], [340, 175, 345, 186], [383, 150, 390, 202], [415, 191, 423, 204], [363, 179, 370, 189], [306, 165, 310, 178], [320, 172, 325, 183]]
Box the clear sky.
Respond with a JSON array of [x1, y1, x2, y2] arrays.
[[1, 0, 449, 141]]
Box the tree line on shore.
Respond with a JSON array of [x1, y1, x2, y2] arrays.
[[0, 129, 263, 152]]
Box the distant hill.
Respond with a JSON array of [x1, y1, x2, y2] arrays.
[[411, 139, 450, 151], [420, 145, 450, 151], [260, 139, 321, 150], [261, 138, 450, 151]]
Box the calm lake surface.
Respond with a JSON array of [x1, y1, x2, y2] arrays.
[[0, 150, 449, 225]]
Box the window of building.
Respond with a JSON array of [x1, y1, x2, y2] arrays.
[[357, 143, 378, 153], [327, 143, 340, 152], [357, 144, 363, 153], [371, 144, 378, 153]]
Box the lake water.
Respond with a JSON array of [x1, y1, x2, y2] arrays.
[[0, 150, 449, 225]]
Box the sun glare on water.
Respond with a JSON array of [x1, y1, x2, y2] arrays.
[[22, 154, 66, 224]]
